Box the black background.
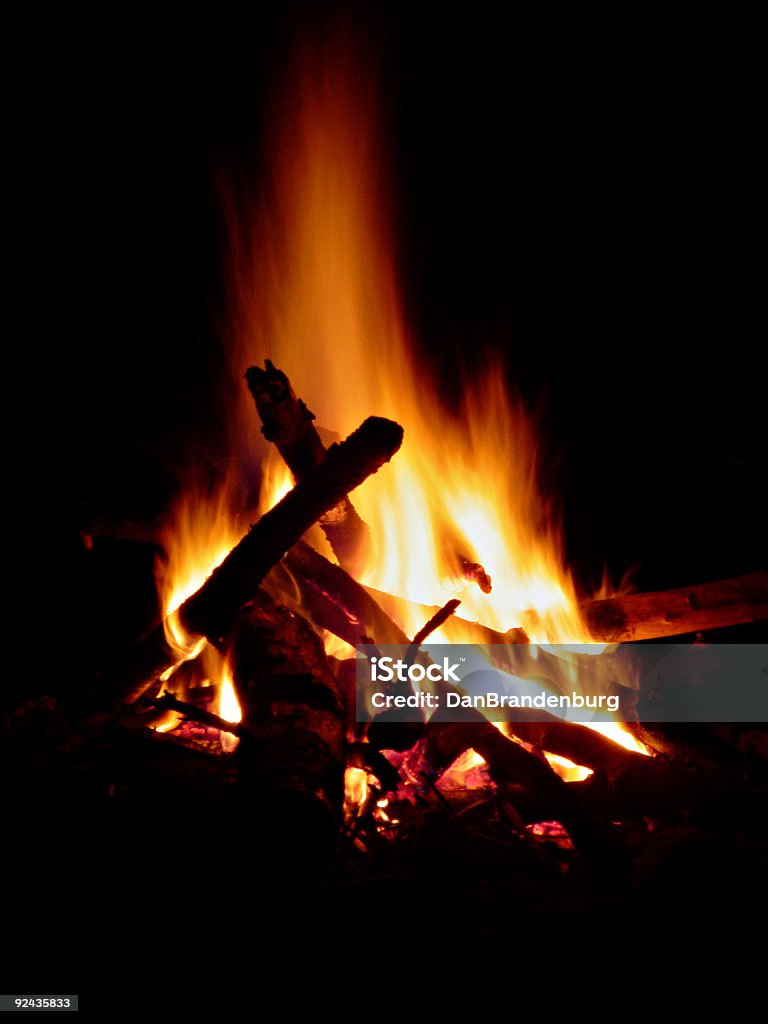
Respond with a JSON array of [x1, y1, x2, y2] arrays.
[[73, 3, 765, 592]]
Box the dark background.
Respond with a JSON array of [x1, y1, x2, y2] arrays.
[[74, 3, 765, 593]]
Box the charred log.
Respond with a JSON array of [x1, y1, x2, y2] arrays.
[[500, 716, 647, 782], [227, 591, 347, 863], [246, 360, 371, 574], [423, 707, 615, 860], [409, 599, 462, 648], [283, 540, 410, 646], [104, 416, 403, 705]]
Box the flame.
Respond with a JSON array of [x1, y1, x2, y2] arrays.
[[583, 721, 650, 756], [344, 766, 369, 819], [223, 29, 588, 646], [151, 483, 245, 741], [544, 753, 593, 783], [218, 668, 242, 725], [149, 25, 647, 765], [218, 665, 242, 753], [156, 483, 244, 660]]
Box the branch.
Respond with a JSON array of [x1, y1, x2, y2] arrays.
[[246, 360, 371, 574], [106, 416, 404, 704]]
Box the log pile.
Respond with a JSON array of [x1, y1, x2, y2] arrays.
[[22, 361, 768, 893]]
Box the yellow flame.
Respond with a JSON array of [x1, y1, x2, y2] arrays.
[[583, 721, 650, 756], [344, 766, 369, 819], [156, 483, 243, 663], [223, 29, 588, 646], [218, 665, 242, 754], [149, 26, 648, 764], [218, 668, 242, 724], [544, 753, 594, 782]]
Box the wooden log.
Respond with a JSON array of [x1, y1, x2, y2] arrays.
[[500, 716, 648, 782], [623, 722, 745, 782], [427, 712, 714, 826], [246, 360, 370, 575], [367, 571, 768, 644], [423, 707, 613, 858], [283, 541, 410, 646], [105, 416, 404, 705], [579, 572, 768, 642], [227, 591, 347, 861]]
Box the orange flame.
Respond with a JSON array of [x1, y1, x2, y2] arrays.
[[224, 30, 588, 646], [218, 664, 242, 753], [150, 25, 647, 766]]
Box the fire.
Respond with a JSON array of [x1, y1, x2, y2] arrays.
[[583, 721, 650, 756], [544, 753, 593, 783], [150, 25, 647, 764], [344, 767, 369, 820], [218, 666, 242, 753], [157, 484, 243, 659], [223, 30, 588, 646]]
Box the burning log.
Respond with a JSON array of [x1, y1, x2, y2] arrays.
[[247, 360, 371, 575], [579, 571, 768, 642], [106, 416, 403, 704], [423, 708, 613, 859], [368, 571, 768, 643], [228, 591, 346, 861], [282, 540, 410, 646], [500, 716, 647, 782]]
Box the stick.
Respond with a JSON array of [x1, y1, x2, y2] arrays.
[[149, 691, 245, 737], [410, 599, 462, 647], [107, 416, 404, 704], [362, 586, 529, 645], [246, 360, 371, 574]]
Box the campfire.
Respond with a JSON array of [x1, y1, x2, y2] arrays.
[[14, 16, 767, 990], [75, 28, 765, 855]]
